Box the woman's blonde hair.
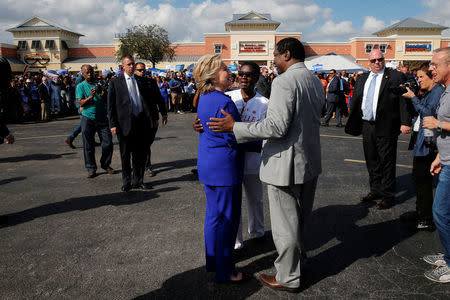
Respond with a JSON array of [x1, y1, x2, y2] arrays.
[[193, 54, 222, 95]]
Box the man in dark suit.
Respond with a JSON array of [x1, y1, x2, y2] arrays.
[[107, 56, 160, 192], [133, 62, 167, 176], [256, 67, 271, 99], [38, 77, 51, 121], [345, 49, 412, 209], [322, 69, 342, 127], [0, 56, 14, 145]]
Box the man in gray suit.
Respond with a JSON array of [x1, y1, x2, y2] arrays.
[[208, 38, 324, 292]]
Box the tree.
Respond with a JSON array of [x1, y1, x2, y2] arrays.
[[116, 24, 175, 68]]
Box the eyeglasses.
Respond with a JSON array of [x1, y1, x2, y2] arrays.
[[238, 71, 255, 77], [369, 57, 385, 63], [136, 69, 145, 72]]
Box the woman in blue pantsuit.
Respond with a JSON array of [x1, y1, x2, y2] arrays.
[[194, 54, 245, 283]]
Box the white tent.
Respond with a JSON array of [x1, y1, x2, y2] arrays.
[[305, 53, 368, 73]]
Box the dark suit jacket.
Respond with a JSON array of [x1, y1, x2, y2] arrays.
[[326, 76, 340, 103], [0, 56, 11, 139], [107, 74, 159, 137], [256, 75, 271, 99], [38, 83, 51, 103], [143, 76, 167, 117], [345, 68, 411, 137]]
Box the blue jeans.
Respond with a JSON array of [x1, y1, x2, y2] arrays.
[[80, 115, 113, 172], [433, 164, 450, 265], [67, 116, 82, 142]]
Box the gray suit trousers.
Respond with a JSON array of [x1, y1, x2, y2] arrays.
[[267, 176, 318, 288]]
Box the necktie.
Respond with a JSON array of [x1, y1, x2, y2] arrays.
[[365, 74, 378, 121], [128, 77, 140, 116]]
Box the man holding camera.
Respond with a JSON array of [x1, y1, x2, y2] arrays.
[[77, 64, 113, 178], [345, 49, 412, 209]]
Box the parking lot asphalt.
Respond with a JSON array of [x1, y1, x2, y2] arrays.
[[0, 114, 449, 299]]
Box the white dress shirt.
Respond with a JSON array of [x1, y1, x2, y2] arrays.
[[361, 68, 385, 121], [124, 73, 143, 115]]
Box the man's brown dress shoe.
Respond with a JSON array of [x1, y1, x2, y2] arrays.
[[258, 274, 299, 293], [360, 193, 380, 202], [376, 200, 394, 210], [64, 138, 75, 149]]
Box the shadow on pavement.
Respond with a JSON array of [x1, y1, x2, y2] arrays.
[[0, 187, 178, 228], [395, 173, 415, 205], [0, 152, 75, 163], [152, 158, 197, 175], [136, 202, 416, 298], [298, 203, 417, 290], [0, 176, 27, 186], [134, 232, 277, 299]]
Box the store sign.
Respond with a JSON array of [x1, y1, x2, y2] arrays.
[[405, 42, 432, 52], [239, 42, 267, 53], [312, 64, 323, 71], [24, 53, 50, 66]]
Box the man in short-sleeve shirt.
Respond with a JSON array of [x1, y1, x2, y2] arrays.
[[76, 64, 113, 178]]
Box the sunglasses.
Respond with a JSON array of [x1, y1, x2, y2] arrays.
[[126, 62, 135, 66], [369, 57, 384, 63], [136, 69, 145, 72], [238, 71, 256, 77]]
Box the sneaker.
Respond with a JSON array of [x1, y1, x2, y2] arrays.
[[176, 110, 185, 114], [146, 168, 156, 177], [417, 221, 434, 230], [424, 264, 450, 283], [423, 254, 446, 266]]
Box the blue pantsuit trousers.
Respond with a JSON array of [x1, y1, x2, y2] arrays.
[[204, 184, 242, 282]]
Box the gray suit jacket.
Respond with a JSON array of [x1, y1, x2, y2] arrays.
[[234, 62, 325, 186]]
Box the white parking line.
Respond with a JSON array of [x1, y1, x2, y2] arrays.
[[344, 159, 412, 169]]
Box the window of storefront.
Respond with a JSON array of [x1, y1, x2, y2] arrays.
[[17, 40, 27, 50], [45, 40, 55, 49], [31, 40, 41, 49], [379, 44, 387, 54], [365, 44, 373, 53], [214, 44, 223, 54]]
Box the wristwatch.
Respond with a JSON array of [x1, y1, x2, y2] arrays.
[[437, 121, 443, 134]]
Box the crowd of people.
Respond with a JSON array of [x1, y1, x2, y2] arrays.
[[1, 67, 201, 125], [1, 39, 450, 291]]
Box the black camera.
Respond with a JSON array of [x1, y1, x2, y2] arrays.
[[390, 78, 420, 95], [95, 81, 107, 94]]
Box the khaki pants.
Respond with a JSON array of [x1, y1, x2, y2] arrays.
[[171, 94, 182, 105], [267, 177, 318, 288], [41, 102, 49, 120]]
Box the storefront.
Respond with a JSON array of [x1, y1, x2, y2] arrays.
[[1, 13, 449, 73]]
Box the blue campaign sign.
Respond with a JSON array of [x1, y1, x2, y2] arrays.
[[228, 65, 238, 71], [175, 64, 185, 71], [313, 64, 323, 71]]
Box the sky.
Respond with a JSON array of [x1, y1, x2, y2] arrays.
[[0, 0, 449, 45]]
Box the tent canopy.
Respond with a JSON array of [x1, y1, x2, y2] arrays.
[[305, 53, 368, 73]]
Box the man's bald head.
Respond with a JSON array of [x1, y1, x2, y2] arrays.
[[368, 48, 385, 74]]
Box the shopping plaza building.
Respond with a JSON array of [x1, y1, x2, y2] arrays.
[[1, 12, 449, 73]]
